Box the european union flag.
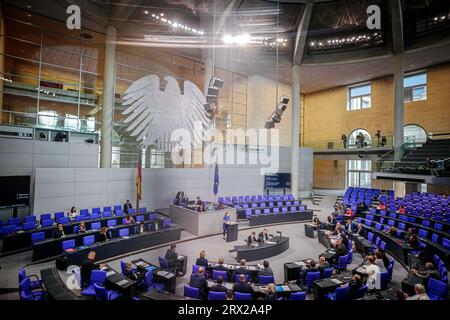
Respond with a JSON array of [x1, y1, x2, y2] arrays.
[[213, 163, 219, 196]]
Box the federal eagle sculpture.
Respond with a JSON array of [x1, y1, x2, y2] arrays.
[[121, 75, 210, 151]]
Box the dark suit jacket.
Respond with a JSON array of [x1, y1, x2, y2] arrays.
[[123, 203, 132, 214], [258, 232, 269, 243], [355, 227, 366, 237], [258, 267, 273, 276], [196, 257, 208, 268], [214, 264, 228, 272], [80, 259, 99, 287], [233, 282, 253, 294], [318, 261, 330, 274], [210, 284, 228, 293], [189, 274, 207, 298], [165, 249, 179, 268], [247, 235, 257, 245]]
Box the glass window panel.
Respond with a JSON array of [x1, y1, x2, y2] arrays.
[[40, 64, 80, 90], [361, 96, 371, 108], [359, 173, 371, 187], [5, 37, 41, 61], [42, 30, 81, 55], [2, 94, 38, 114], [350, 84, 371, 97], [82, 56, 104, 74], [4, 19, 41, 44], [82, 41, 105, 60], [64, 114, 80, 131], [5, 6, 43, 26], [38, 110, 58, 127], [4, 56, 40, 87], [404, 73, 426, 88], [404, 125, 427, 144], [350, 97, 360, 110], [1, 110, 37, 126], [41, 47, 81, 69], [39, 99, 78, 120], [412, 86, 426, 101], [41, 17, 81, 39], [404, 88, 412, 103]]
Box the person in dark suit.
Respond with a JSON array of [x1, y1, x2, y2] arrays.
[[332, 240, 348, 264], [340, 232, 349, 249], [258, 260, 273, 277], [318, 256, 330, 275], [258, 228, 270, 243], [233, 274, 253, 294], [354, 223, 366, 237], [232, 259, 249, 280], [189, 267, 208, 299], [80, 251, 104, 288], [214, 258, 228, 271], [123, 200, 132, 214], [53, 223, 65, 238], [196, 250, 208, 268], [348, 274, 363, 300], [247, 232, 257, 245], [210, 276, 228, 293], [165, 243, 181, 272]]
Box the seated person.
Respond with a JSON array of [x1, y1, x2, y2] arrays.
[[232, 259, 249, 279], [98, 227, 110, 242], [247, 232, 258, 245], [332, 239, 348, 264], [394, 289, 408, 300], [354, 223, 366, 237], [407, 284, 430, 300], [123, 262, 144, 282], [214, 257, 227, 271], [80, 251, 105, 289], [53, 223, 65, 238], [189, 267, 208, 299], [174, 191, 184, 206], [233, 274, 253, 294], [378, 203, 387, 211], [348, 274, 363, 300], [312, 217, 322, 229], [209, 276, 228, 293], [384, 226, 396, 236], [364, 256, 380, 291], [298, 260, 319, 285], [195, 250, 208, 268], [68, 206, 77, 219], [194, 197, 205, 212], [375, 248, 390, 269], [124, 214, 136, 225], [318, 256, 330, 275], [258, 260, 273, 277], [346, 207, 354, 216], [258, 228, 270, 243], [340, 232, 349, 249], [265, 283, 277, 300], [123, 200, 132, 214], [78, 221, 87, 234], [398, 205, 406, 214], [405, 229, 420, 249], [226, 290, 234, 300], [410, 262, 441, 281]]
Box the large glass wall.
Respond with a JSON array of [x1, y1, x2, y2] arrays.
[[1, 6, 248, 168], [0, 6, 105, 132]]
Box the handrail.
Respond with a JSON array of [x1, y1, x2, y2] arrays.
[[376, 137, 415, 162]]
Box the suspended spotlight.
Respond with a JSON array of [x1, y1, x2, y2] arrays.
[[264, 96, 289, 129], [203, 77, 224, 121]]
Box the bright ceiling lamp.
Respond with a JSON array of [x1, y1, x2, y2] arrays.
[[222, 34, 251, 45]]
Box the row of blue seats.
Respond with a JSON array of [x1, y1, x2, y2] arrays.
[[244, 205, 307, 217], [219, 194, 296, 204], [369, 209, 449, 230], [234, 200, 301, 209], [0, 208, 147, 235]]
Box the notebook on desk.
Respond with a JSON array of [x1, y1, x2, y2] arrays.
[[276, 285, 290, 292], [330, 278, 343, 284], [106, 270, 115, 276], [294, 261, 306, 266], [116, 279, 129, 286]]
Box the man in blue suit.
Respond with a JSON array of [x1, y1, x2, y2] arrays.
[[189, 267, 208, 299]]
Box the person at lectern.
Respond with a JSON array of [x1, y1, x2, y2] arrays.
[[222, 211, 231, 240], [123, 200, 132, 214]]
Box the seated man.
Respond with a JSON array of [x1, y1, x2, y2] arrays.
[[348, 274, 363, 300], [410, 262, 441, 282], [258, 260, 273, 277], [233, 274, 253, 294], [298, 260, 319, 285], [332, 239, 348, 264], [354, 223, 366, 237], [189, 267, 208, 299], [258, 228, 270, 243], [210, 276, 228, 293], [247, 232, 258, 245], [318, 256, 330, 275], [214, 257, 227, 271], [232, 259, 249, 280]]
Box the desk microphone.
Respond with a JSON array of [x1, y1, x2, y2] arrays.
[[276, 231, 281, 243]]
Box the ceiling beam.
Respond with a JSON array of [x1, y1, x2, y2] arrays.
[[390, 0, 404, 54], [292, 0, 313, 65]]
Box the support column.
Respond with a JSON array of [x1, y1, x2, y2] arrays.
[[291, 64, 301, 198], [0, 6, 5, 122], [100, 25, 117, 168], [393, 53, 404, 161], [203, 56, 213, 96]]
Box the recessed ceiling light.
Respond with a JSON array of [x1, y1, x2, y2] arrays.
[[144, 10, 148, 14]]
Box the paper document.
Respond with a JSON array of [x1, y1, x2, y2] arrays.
[[330, 278, 342, 284], [294, 261, 306, 266], [106, 271, 115, 276], [116, 279, 129, 286]]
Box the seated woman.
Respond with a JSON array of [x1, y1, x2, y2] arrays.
[[98, 227, 110, 242], [123, 262, 144, 282], [78, 221, 87, 233], [265, 283, 278, 300], [195, 250, 208, 268], [398, 205, 406, 214], [53, 223, 65, 238], [384, 225, 396, 236], [68, 206, 77, 219], [124, 214, 136, 225], [364, 256, 380, 291]]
